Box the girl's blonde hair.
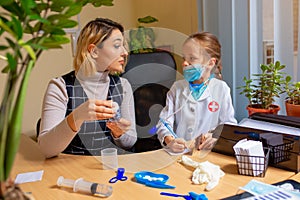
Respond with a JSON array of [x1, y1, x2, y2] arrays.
[[73, 18, 124, 76], [186, 32, 223, 79]]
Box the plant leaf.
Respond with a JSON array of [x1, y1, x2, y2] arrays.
[[0, 18, 16, 38], [0, 0, 14, 6], [18, 40, 36, 61], [11, 15, 23, 40], [5, 60, 35, 180], [50, 0, 73, 12], [138, 16, 158, 24], [6, 53, 17, 72], [20, 0, 36, 14], [64, 3, 83, 17], [2, 2, 25, 21], [91, 0, 114, 7], [41, 35, 70, 48]]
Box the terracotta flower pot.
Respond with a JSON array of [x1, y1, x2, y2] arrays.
[[0, 179, 35, 200], [246, 104, 280, 116], [285, 101, 300, 117]]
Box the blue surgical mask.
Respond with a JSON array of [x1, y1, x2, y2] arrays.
[[189, 74, 214, 100], [183, 64, 204, 82]]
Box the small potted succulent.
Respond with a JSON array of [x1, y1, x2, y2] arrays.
[[128, 16, 158, 53], [239, 61, 286, 116], [283, 75, 300, 117]]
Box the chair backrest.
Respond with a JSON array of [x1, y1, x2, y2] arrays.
[[36, 118, 41, 138], [122, 51, 177, 152]]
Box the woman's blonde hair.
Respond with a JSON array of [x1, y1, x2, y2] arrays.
[[186, 32, 223, 79], [73, 18, 124, 76]]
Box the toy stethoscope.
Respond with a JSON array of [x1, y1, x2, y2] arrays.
[[109, 168, 128, 183], [149, 73, 213, 136]]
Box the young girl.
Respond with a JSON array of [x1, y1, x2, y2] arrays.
[[38, 18, 137, 158], [157, 32, 237, 153]]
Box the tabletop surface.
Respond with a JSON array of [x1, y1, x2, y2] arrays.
[[12, 134, 299, 200]]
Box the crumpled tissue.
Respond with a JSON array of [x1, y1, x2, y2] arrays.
[[180, 155, 225, 191]]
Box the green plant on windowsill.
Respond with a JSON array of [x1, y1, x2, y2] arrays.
[[283, 75, 300, 117], [129, 15, 158, 54], [284, 75, 300, 105], [238, 61, 286, 115], [0, 0, 113, 199]]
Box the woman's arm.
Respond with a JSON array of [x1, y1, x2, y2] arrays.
[[38, 77, 78, 158]]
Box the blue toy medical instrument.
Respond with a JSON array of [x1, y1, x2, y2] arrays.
[[109, 168, 128, 183], [134, 171, 175, 189], [234, 130, 260, 140], [57, 176, 112, 197], [160, 192, 208, 200], [159, 118, 178, 138]]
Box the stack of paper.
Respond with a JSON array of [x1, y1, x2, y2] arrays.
[[233, 139, 266, 176]]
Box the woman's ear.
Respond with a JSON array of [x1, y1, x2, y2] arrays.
[[88, 44, 98, 58]]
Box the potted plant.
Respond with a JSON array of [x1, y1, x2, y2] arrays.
[[239, 61, 286, 116], [0, 0, 113, 199], [283, 75, 300, 117], [128, 15, 158, 53]]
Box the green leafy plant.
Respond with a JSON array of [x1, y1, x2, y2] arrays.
[[284, 75, 300, 105], [129, 15, 158, 53], [238, 61, 286, 110], [0, 0, 113, 187]]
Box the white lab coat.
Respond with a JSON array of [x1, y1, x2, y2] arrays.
[[157, 78, 237, 145]]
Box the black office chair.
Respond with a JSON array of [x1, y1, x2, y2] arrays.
[[122, 50, 177, 152], [36, 118, 41, 138]]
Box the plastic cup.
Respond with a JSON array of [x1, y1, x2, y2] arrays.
[[101, 148, 118, 170]]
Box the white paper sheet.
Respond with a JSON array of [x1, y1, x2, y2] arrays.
[[163, 147, 191, 155], [233, 139, 265, 176], [15, 170, 44, 184]]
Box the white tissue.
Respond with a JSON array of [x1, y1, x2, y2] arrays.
[[180, 155, 225, 191]]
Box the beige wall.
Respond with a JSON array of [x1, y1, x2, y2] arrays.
[[0, 0, 198, 138]]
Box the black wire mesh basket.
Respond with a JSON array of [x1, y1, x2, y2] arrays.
[[266, 139, 294, 164], [235, 148, 270, 177]]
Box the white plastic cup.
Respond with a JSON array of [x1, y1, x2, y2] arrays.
[[101, 148, 118, 170]]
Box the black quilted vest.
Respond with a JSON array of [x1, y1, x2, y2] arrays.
[[62, 71, 123, 155]]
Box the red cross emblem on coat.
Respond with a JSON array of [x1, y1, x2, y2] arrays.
[[208, 101, 219, 112]]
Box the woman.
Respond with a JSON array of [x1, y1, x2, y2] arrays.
[[38, 18, 137, 158], [157, 32, 237, 153]]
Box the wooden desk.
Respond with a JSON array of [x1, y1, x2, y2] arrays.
[[291, 172, 300, 182], [12, 135, 297, 200]]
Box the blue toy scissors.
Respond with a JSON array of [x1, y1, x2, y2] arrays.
[[109, 168, 128, 183]]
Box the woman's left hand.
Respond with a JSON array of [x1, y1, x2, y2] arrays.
[[197, 133, 217, 150], [107, 118, 131, 138]]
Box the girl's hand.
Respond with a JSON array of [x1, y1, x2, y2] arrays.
[[197, 133, 217, 150], [166, 138, 187, 153], [107, 118, 131, 138]]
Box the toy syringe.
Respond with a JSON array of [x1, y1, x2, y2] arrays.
[[57, 176, 113, 197]]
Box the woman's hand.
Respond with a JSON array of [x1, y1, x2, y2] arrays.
[[197, 133, 217, 150], [67, 100, 115, 131], [74, 99, 115, 120], [106, 118, 131, 138]]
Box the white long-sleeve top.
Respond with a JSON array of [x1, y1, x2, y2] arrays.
[[38, 71, 137, 158], [157, 78, 237, 145]]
